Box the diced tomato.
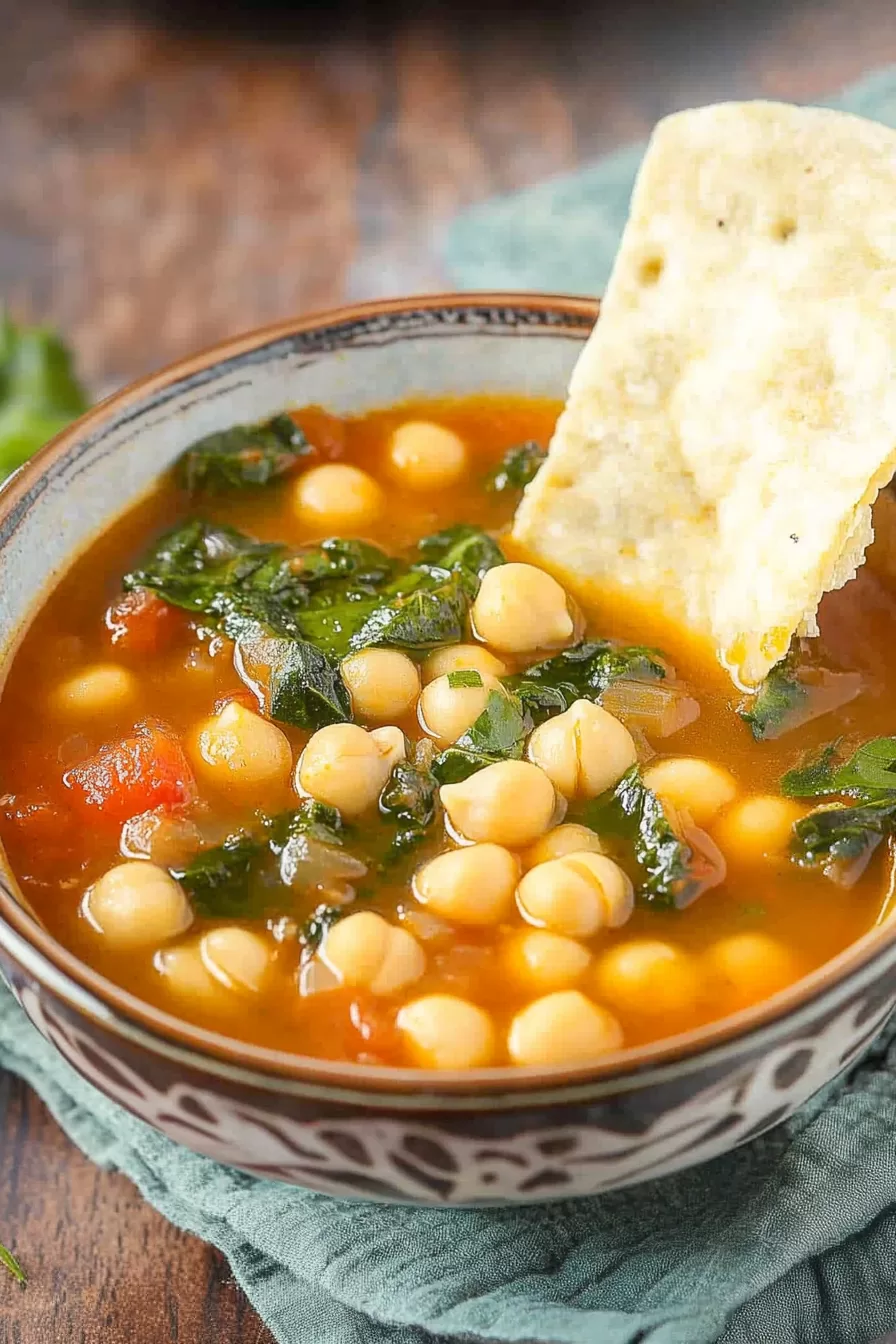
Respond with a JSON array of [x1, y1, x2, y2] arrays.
[[62, 729, 196, 825], [1, 786, 75, 859], [104, 588, 185, 655], [289, 405, 347, 461]]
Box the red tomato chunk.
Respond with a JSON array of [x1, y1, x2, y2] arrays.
[[105, 588, 184, 656], [63, 729, 196, 824]]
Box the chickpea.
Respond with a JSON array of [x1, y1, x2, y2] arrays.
[[51, 663, 138, 718], [472, 563, 574, 654], [341, 649, 421, 723], [440, 760, 557, 847], [502, 929, 591, 994], [422, 644, 508, 685], [84, 862, 192, 950], [507, 991, 623, 1067], [705, 932, 799, 1011], [368, 725, 407, 773], [321, 911, 425, 996], [297, 723, 397, 816], [527, 700, 638, 799], [201, 927, 272, 994], [643, 757, 737, 828], [418, 672, 504, 747], [523, 823, 604, 870], [711, 796, 803, 862], [593, 940, 701, 1017], [292, 463, 384, 532], [388, 421, 468, 491], [517, 852, 633, 938], [413, 843, 519, 925], [191, 701, 293, 795], [155, 942, 236, 1012], [397, 994, 496, 1069]]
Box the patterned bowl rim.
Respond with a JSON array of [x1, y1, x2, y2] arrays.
[[1, 289, 895, 1107]]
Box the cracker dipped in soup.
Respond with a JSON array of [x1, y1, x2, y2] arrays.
[[6, 102, 896, 1071]]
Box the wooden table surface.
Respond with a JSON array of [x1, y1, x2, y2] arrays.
[[4, 0, 896, 1337]]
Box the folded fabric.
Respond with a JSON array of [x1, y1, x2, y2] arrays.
[[8, 64, 896, 1344]]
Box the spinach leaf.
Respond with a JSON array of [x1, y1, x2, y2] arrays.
[[301, 565, 473, 659], [125, 520, 289, 617], [782, 737, 896, 799], [581, 766, 696, 908], [298, 903, 346, 954], [511, 679, 572, 725], [379, 759, 438, 860], [791, 797, 896, 878], [262, 637, 353, 730], [484, 440, 547, 493], [432, 689, 529, 783], [176, 413, 311, 492], [417, 524, 505, 579], [173, 831, 264, 918], [505, 640, 666, 704], [738, 652, 809, 741], [294, 538, 396, 589], [0, 313, 88, 480]]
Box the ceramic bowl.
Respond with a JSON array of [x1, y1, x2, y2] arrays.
[[1, 293, 894, 1206]]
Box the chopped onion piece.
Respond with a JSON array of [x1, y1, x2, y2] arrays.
[[278, 834, 368, 891], [119, 808, 203, 867], [600, 678, 701, 738]]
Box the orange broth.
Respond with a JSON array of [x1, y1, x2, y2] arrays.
[[0, 395, 893, 1066]]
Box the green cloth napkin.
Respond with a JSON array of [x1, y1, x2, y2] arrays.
[[8, 66, 896, 1344]]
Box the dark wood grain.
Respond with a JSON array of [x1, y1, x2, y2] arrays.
[[4, 0, 896, 1338]]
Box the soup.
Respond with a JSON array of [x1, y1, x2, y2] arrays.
[[1, 396, 893, 1070]]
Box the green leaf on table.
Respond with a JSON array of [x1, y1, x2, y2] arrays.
[[0, 1242, 25, 1286], [0, 313, 88, 479], [484, 440, 547, 493], [176, 413, 312, 492], [581, 766, 696, 908]]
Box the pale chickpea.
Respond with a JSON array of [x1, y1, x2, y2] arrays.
[[297, 723, 397, 816], [397, 994, 496, 1069], [527, 700, 637, 799], [593, 940, 702, 1017], [200, 927, 272, 994], [421, 644, 508, 685], [502, 929, 591, 994], [418, 672, 504, 747], [523, 823, 604, 870], [321, 911, 425, 996], [292, 463, 384, 532], [413, 844, 519, 925], [472, 563, 574, 654], [711, 796, 802, 862], [507, 991, 623, 1067], [191, 701, 293, 795], [388, 421, 468, 491], [51, 663, 138, 718], [440, 760, 558, 847], [517, 852, 633, 938], [155, 942, 236, 1012], [705, 932, 799, 1011], [341, 649, 421, 723], [643, 757, 737, 827], [368, 725, 407, 773], [84, 862, 193, 951]]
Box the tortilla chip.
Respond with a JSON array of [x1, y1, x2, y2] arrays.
[[513, 101, 896, 688]]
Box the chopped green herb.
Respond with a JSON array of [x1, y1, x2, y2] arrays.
[[0, 313, 88, 480], [484, 440, 547, 493], [582, 766, 697, 908], [782, 737, 896, 799], [446, 669, 483, 689], [0, 1242, 25, 1286], [738, 651, 808, 740], [176, 413, 311, 492], [432, 689, 529, 782], [173, 832, 261, 918], [379, 759, 438, 860]]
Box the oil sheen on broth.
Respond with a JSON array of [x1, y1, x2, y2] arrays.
[[0, 396, 892, 1070]]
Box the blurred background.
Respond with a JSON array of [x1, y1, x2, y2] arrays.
[[5, 0, 896, 389]]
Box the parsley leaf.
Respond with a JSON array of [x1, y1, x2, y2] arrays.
[[0, 313, 88, 480], [0, 1242, 25, 1286]]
